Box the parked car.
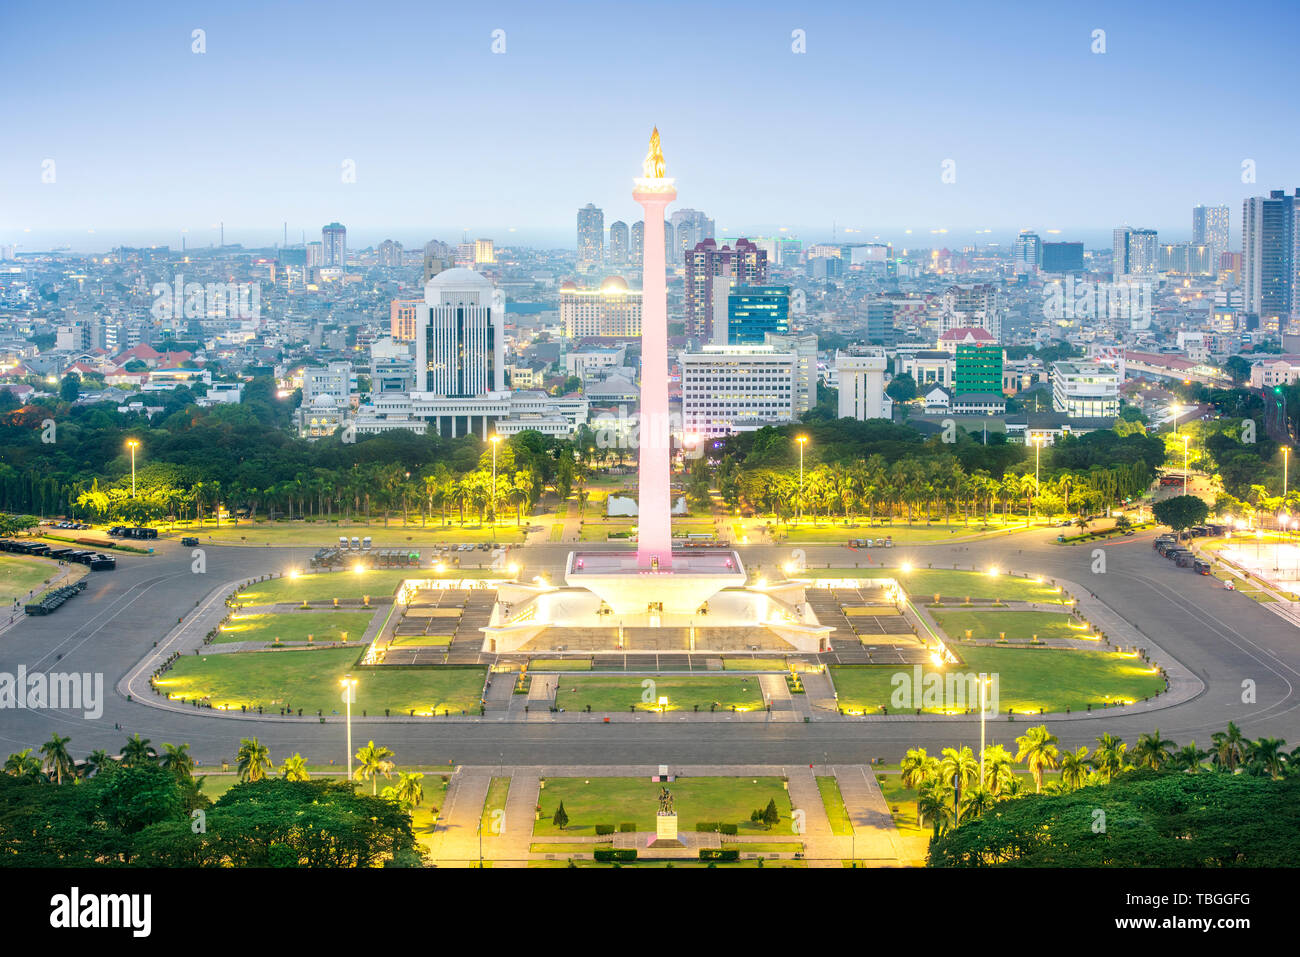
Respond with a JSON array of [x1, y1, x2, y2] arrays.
[[181, 536, 199, 547], [1193, 559, 1212, 575]]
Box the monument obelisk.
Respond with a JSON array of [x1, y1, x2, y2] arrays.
[[633, 127, 676, 570]]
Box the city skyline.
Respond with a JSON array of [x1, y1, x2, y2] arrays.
[[4, 0, 1299, 251]]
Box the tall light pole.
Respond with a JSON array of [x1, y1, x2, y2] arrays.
[[1183, 434, 1190, 497], [796, 435, 808, 526], [126, 439, 139, 497], [490, 434, 502, 524], [978, 673, 989, 789], [1284, 446, 1290, 500], [340, 674, 357, 783]]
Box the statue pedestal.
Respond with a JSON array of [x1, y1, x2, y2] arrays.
[[649, 812, 682, 847]]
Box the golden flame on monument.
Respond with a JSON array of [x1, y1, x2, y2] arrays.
[[643, 126, 666, 179]]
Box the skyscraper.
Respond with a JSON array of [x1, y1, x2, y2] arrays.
[[940, 284, 1002, 340], [1242, 189, 1300, 328], [670, 208, 714, 263], [1192, 205, 1230, 269], [1112, 227, 1158, 280], [322, 222, 347, 267], [1041, 242, 1084, 273], [377, 239, 403, 268], [865, 299, 897, 346], [630, 221, 644, 265], [413, 267, 505, 397], [608, 220, 629, 267], [577, 203, 604, 271], [474, 239, 495, 265], [683, 238, 768, 340], [1014, 231, 1042, 274], [726, 285, 790, 344]]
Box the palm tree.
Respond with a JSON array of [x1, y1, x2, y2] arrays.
[[390, 771, 426, 813], [280, 753, 310, 781], [959, 785, 996, 821], [1131, 729, 1176, 770], [39, 733, 73, 785], [938, 746, 980, 803], [1211, 722, 1248, 772], [159, 742, 195, 781], [353, 740, 396, 795], [1090, 733, 1129, 783], [1247, 737, 1288, 779], [980, 744, 1017, 796], [899, 747, 939, 793], [1172, 742, 1209, 772], [1059, 745, 1091, 791], [916, 779, 954, 839], [235, 737, 272, 783], [4, 748, 43, 781], [84, 749, 113, 778], [1014, 725, 1061, 793], [120, 733, 157, 768]]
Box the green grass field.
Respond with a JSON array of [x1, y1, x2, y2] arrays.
[[931, 610, 1089, 643], [481, 777, 511, 836], [816, 776, 854, 836], [554, 675, 765, 712], [161, 521, 527, 546], [0, 554, 57, 603], [768, 518, 1032, 545], [722, 657, 791, 671], [388, 633, 453, 648], [235, 568, 501, 605], [214, 610, 375, 645], [157, 647, 486, 715], [797, 568, 1069, 604], [534, 777, 793, 836], [830, 645, 1164, 715]]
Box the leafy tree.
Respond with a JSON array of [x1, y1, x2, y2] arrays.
[[552, 800, 569, 829], [762, 797, 780, 829], [886, 372, 917, 403], [59, 373, 81, 402], [120, 733, 157, 768], [1152, 494, 1209, 532]]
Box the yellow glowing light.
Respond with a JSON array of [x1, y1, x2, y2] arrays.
[[288, 569, 299, 579], [930, 652, 943, 667], [900, 562, 913, 573], [507, 562, 520, 576], [353, 563, 365, 574]]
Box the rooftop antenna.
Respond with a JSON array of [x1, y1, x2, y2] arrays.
[[220, 221, 224, 247]]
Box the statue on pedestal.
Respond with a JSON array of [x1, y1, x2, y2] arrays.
[[658, 785, 675, 814]]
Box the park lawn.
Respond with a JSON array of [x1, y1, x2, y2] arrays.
[[214, 610, 375, 645], [534, 777, 792, 836], [723, 657, 790, 671], [198, 769, 451, 805], [777, 520, 1031, 545], [528, 658, 592, 671], [529, 843, 611, 854], [389, 633, 453, 648], [157, 647, 486, 715], [554, 675, 765, 712], [931, 610, 1088, 643], [0, 554, 57, 603], [829, 645, 1164, 715], [817, 776, 854, 836], [236, 568, 500, 605], [722, 842, 804, 853], [161, 521, 528, 546], [548, 524, 565, 542], [481, 776, 511, 835], [800, 568, 1069, 604], [578, 522, 635, 542]]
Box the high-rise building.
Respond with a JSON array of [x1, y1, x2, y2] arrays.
[[1041, 242, 1084, 273], [940, 284, 1002, 340], [1158, 242, 1214, 276], [560, 277, 642, 338], [1014, 231, 1042, 274], [630, 221, 644, 265], [1051, 361, 1120, 418], [726, 285, 789, 344], [865, 300, 897, 346], [413, 267, 505, 398], [378, 239, 404, 268], [322, 222, 347, 267], [390, 297, 422, 342], [1112, 227, 1158, 280], [765, 332, 818, 413], [1242, 189, 1300, 328], [423, 239, 454, 282], [683, 238, 768, 340], [474, 239, 495, 265], [577, 204, 604, 271], [1192, 205, 1230, 269], [608, 221, 629, 267], [670, 208, 714, 263], [305, 242, 325, 268]]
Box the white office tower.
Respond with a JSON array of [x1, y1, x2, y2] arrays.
[[1014, 231, 1042, 274], [1192, 205, 1229, 270], [414, 268, 505, 397], [679, 344, 796, 438], [835, 351, 890, 421]]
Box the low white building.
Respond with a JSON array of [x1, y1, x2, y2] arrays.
[[679, 344, 796, 438], [1051, 361, 1121, 418], [835, 350, 891, 420]]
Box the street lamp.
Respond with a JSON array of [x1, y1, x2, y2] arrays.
[[1182, 434, 1190, 497], [126, 439, 140, 497], [1284, 447, 1290, 499], [979, 673, 990, 789], [796, 435, 808, 526], [340, 674, 357, 783]]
